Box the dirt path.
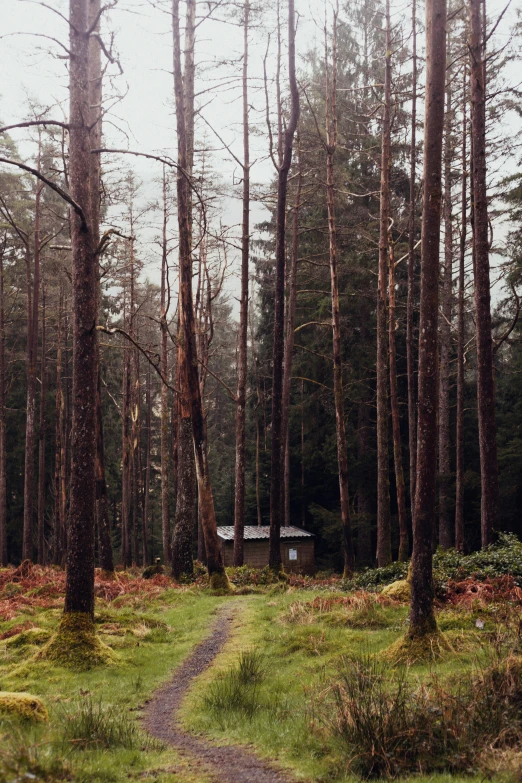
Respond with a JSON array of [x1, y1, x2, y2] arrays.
[[143, 602, 293, 783]]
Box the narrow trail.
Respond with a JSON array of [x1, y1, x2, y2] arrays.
[[143, 602, 294, 783]]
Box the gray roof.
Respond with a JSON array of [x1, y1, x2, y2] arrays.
[[217, 525, 314, 541]]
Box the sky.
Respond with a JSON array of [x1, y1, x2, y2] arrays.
[[1, 0, 521, 310]]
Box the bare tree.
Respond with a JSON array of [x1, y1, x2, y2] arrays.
[[172, 0, 228, 587]]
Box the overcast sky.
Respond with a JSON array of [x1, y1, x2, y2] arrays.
[[1, 0, 521, 309]]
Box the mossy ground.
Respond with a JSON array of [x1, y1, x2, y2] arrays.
[[1, 566, 518, 783], [0, 580, 226, 783], [182, 591, 513, 783]]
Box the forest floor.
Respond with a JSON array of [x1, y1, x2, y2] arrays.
[[1, 563, 522, 783]]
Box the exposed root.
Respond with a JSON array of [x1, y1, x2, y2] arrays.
[[36, 612, 116, 670], [0, 691, 48, 722], [381, 631, 452, 665]]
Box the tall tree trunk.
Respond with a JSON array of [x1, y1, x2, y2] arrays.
[[325, 14, 354, 576], [37, 282, 47, 564], [281, 147, 302, 530], [53, 283, 66, 566], [469, 0, 498, 547], [0, 245, 7, 566], [172, 0, 197, 578], [389, 243, 409, 561], [407, 0, 418, 522], [376, 0, 392, 567], [409, 0, 446, 639], [438, 60, 454, 549], [23, 150, 42, 562], [142, 363, 151, 566], [160, 169, 171, 565], [172, 0, 226, 585], [356, 399, 373, 566], [90, 0, 114, 575], [455, 68, 467, 553], [268, 0, 300, 571], [233, 0, 250, 565], [63, 0, 98, 622], [121, 296, 132, 568]]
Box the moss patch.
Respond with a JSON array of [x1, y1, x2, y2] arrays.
[[6, 628, 52, 648], [209, 571, 234, 593], [381, 630, 452, 664], [37, 612, 116, 670], [0, 691, 48, 721], [381, 579, 411, 601]]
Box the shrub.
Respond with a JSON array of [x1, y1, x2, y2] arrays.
[[58, 693, 151, 750], [203, 650, 266, 725], [321, 652, 522, 778]]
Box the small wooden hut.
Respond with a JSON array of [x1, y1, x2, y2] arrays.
[[217, 526, 315, 574]]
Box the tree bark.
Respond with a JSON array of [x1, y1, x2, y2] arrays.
[[409, 0, 446, 638], [469, 0, 498, 547], [325, 14, 354, 576], [356, 399, 373, 566], [53, 283, 66, 566], [37, 282, 47, 564], [0, 244, 7, 566], [438, 59, 454, 549], [281, 146, 302, 530], [389, 242, 409, 561], [160, 169, 171, 566], [233, 0, 250, 565], [23, 148, 42, 562], [407, 0, 418, 521], [455, 67, 467, 553], [376, 0, 392, 567], [64, 0, 98, 618], [89, 0, 114, 575], [268, 0, 300, 572]]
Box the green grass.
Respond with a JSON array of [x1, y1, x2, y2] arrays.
[[0, 586, 225, 783], [181, 592, 516, 782]]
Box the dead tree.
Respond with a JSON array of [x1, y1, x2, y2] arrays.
[[268, 0, 300, 572], [172, 0, 227, 587], [409, 0, 446, 639]]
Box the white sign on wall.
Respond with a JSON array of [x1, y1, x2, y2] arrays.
[[289, 548, 297, 561]]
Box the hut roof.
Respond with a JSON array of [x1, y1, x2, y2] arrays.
[[217, 525, 314, 542]]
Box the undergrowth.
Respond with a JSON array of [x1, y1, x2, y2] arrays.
[[320, 649, 522, 778]]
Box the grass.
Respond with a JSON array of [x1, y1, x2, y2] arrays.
[[2, 566, 521, 783], [181, 591, 520, 782], [0, 578, 224, 783]]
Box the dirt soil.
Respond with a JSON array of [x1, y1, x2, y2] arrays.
[[143, 602, 293, 783]]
